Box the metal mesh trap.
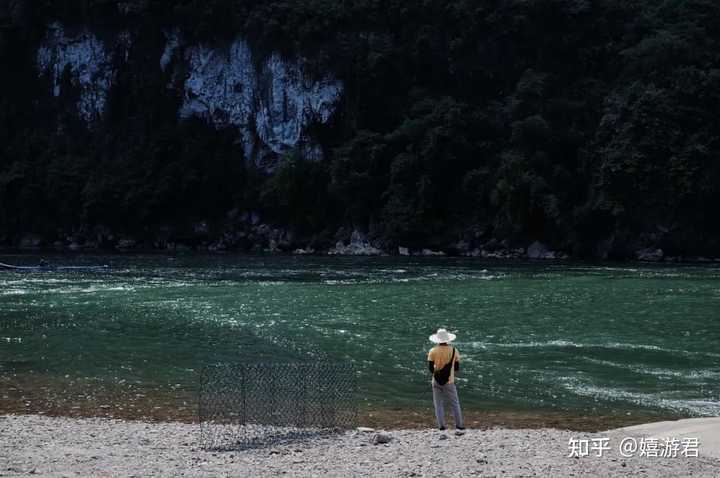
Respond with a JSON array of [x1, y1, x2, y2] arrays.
[[199, 362, 357, 450]]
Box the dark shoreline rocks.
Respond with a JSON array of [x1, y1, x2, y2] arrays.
[[4, 223, 719, 262], [3, 240, 719, 264]]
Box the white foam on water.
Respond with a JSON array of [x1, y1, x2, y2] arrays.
[[579, 357, 720, 381], [20, 285, 137, 295], [465, 340, 720, 358], [562, 380, 720, 416], [358, 268, 499, 280], [0, 289, 29, 296], [392, 272, 505, 283], [686, 369, 720, 380], [256, 281, 288, 286], [3, 278, 77, 285], [597, 267, 640, 272]]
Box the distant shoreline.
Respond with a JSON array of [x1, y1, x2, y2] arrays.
[[1, 249, 720, 264]]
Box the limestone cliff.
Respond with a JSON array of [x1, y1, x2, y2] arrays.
[[35, 22, 342, 169], [36, 23, 117, 123]]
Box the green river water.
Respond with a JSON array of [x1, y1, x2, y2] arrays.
[[1, 254, 719, 422]]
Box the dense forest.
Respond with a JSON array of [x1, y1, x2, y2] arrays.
[[0, 0, 719, 259]]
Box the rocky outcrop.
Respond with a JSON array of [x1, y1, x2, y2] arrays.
[[636, 248, 664, 261], [36, 23, 117, 122], [172, 35, 342, 169], [328, 230, 382, 255], [465, 248, 526, 259], [9, 224, 720, 262], [526, 241, 567, 260], [292, 247, 315, 255], [420, 248, 446, 256]]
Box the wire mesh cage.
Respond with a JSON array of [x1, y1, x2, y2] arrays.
[[199, 362, 358, 450]]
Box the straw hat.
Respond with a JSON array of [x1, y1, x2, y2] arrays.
[[429, 328, 456, 344]]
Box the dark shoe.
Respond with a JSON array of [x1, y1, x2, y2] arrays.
[[438, 426, 446, 431], [456, 427, 466, 430]]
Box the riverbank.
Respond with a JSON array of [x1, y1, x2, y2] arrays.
[[1, 414, 719, 477], [0, 372, 681, 432], [3, 245, 720, 262]]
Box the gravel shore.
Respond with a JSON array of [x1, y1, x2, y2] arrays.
[[1, 414, 719, 477]]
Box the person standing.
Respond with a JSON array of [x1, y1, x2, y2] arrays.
[[427, 328, 465, 431]]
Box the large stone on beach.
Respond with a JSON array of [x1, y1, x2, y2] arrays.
[[371, 432, 393, 445]]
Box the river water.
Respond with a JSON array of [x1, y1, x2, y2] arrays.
[[1, 254, 719, 423]]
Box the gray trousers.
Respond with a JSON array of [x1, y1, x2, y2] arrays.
[[432, 381, 464, 428]]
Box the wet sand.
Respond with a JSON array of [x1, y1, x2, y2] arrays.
[[1, 372, 682, 431]]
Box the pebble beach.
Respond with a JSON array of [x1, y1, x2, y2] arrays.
[[2, 414, 719, 477]]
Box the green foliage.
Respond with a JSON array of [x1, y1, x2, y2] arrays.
[[261, 154, 332, 234], [1, 0, 719, 255]]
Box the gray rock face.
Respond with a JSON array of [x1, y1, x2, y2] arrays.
[[36, 23, 115, 123], [35, 23, 342, 169], [175, 36, 342, 169]]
